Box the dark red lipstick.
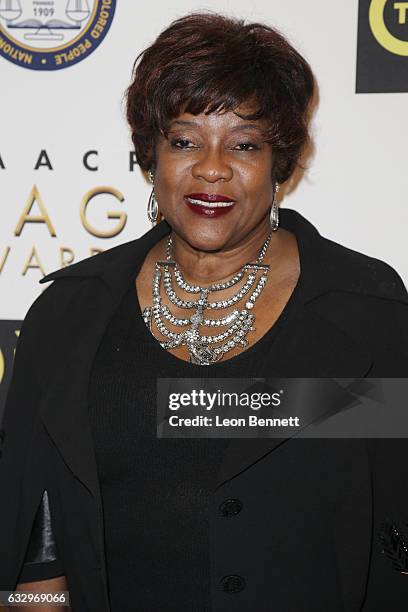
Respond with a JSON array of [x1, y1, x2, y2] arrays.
[[184, 193, 236, 218]]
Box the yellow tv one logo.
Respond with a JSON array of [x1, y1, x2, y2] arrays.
[[369, 0, 408, 55]]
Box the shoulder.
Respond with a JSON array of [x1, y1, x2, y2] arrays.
[[284, 208, 407, 304], [17, 277, 91, 357], [39, 220, 171, 287], [306, 235, 408, 373], [17, 224, 165, 349], [319, 235, 408, 304], [40, 239, 141, 285], [24, 238, 142, 327]]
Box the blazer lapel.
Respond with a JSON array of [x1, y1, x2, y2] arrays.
[[38, 220, 173, 499], [215, 305, 374, 489], [38, 278, 130, 499]]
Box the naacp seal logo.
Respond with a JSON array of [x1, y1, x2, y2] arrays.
[[0, 0, 116, 70]]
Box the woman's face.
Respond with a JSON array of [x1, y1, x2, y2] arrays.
[[153, 104, 275, 253]]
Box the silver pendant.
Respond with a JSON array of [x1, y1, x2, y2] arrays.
[[188, 341, 220, 365]]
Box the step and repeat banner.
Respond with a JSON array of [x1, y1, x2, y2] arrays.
[[0, 0, 407, 417]]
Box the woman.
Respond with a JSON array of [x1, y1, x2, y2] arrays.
[[1, 11, 408, 612]]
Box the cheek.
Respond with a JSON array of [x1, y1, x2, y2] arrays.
[[238, 164, 273, 197], [236, 150, 274, 185], [156, 155, 189, 189], [154, 161, 187, 214]]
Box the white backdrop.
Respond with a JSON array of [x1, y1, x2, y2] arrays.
[[1, 0, 407, 321]]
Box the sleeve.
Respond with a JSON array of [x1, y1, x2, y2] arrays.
[[361, 268, 408, 609], [16, 490, 64, 584], [0, 280, 75, 589]]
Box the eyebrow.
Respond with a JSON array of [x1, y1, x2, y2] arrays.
[[169, 120, 264, 133]]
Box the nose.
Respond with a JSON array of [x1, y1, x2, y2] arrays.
[[191, 147, 233, 183]]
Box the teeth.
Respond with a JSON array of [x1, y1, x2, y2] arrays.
[[186, 197, 235, 208]]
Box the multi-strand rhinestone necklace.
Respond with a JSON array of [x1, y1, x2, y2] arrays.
[[142, 232, 273, 365]]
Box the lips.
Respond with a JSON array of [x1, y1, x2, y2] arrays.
[[185, 192, 235, 202], [184, 192, 235, 209], [183, 193, 236, 217]]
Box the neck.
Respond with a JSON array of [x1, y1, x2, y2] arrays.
[[168, 216, 274, 285]]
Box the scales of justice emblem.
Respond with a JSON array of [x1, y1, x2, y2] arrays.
[[0, 0, 92, 47]]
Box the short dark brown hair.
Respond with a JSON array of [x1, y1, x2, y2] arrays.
[[125, 12, 315, 184]]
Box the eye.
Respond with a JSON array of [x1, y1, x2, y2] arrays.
[[170, 138, 197, 149], [233, 142, 260, 151]]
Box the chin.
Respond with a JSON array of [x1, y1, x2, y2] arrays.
[[172, 218, 236, 253], [184, 233, 230, 254]]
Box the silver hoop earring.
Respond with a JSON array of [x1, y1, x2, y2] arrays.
[[147, 169, 158, 223], [270, 183, 280, 231]]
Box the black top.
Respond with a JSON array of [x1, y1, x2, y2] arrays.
[[6, 208, 407, 611], [17, 269, 302, 612]]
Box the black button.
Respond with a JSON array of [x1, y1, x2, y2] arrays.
[[220, 574, 246, 593], [219, 498, 243, 517]]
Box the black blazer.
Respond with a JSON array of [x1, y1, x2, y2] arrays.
[[1, 208, 408, 611]]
